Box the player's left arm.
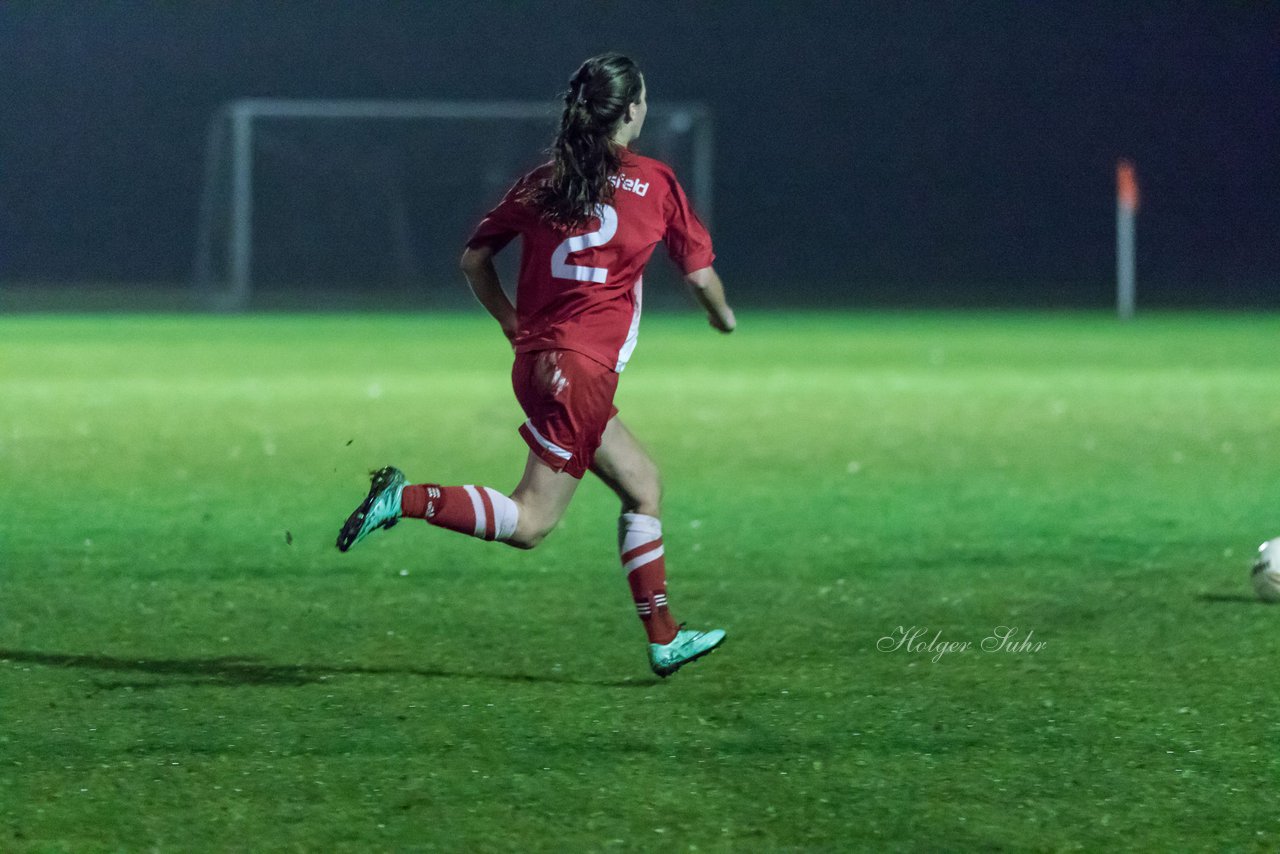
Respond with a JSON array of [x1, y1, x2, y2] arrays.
[[684, 265, 736, 333], [460, 245, 518, 343], [661, 168, 732, 333]]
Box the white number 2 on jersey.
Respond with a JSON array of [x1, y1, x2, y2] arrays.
[[550, 204, 618, 283]]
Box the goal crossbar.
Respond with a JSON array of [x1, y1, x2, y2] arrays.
[[193, 98, 714, 310]]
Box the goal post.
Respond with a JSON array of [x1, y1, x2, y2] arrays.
[[192, 98, 714, 311]]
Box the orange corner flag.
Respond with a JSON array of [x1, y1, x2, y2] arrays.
[[1117, 159, 1139, 212]]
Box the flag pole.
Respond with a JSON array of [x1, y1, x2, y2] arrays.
[[1116, 160, 1139, 320]]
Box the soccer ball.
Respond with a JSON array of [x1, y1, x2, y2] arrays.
[[1251, 538, 1280, 603]]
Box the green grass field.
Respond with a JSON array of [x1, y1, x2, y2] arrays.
[[2, 310, 1278, 851]]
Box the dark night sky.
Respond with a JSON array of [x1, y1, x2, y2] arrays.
[[1, 1, 1277, 305]]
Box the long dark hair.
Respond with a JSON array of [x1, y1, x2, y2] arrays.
[[527, 53, 644, 230]]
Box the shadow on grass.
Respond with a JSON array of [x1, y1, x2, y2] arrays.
[[0, 649, 650, 690], [1195, 593, 1266, 604]]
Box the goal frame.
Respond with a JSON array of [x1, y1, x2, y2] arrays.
[[192, 98, 715, 310]]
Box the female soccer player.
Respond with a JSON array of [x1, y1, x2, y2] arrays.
[[337, 53, 735, 677]]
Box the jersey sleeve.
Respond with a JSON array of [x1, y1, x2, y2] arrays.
[[466, 174, 535, 253], [661, 170, 715, 274]]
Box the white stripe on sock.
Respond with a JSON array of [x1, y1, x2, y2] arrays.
[[623, 545, 664, 573], [482, 487, 518, 542], [618, 512, 663, 551], [462, 485, 486, 539]]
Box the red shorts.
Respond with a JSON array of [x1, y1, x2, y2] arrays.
[[511, 349, 619, 479]]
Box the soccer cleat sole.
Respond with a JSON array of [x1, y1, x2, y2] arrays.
[[652, 634, 726, 678], [335, 466, 403, 552]]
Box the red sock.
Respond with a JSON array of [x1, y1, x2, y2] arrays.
[[627, 556, 678, 644], [401, 481, 463, 527], [400, 483, 519, 543], [401, 484, 476, 535], [620, 515, 679, 645]]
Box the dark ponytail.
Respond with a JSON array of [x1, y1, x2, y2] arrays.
[[528, 53, 644, 230]]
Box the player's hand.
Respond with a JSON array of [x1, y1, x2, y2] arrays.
[[708, 307, 736, 334]]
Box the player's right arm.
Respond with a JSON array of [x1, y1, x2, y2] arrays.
[[684, 266, 736, 333], [460, 245, 518, 343], [464, 173, 538, 344]]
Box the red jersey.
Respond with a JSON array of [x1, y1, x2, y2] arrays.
[[466, 150, 714, 372]]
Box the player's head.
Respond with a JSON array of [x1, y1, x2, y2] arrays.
[[533, 53, 646, 229], [568, 52, 646, 144]]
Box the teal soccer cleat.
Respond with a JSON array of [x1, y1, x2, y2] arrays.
[[648, 627, 726, 677], [336, 466, 406, 552]]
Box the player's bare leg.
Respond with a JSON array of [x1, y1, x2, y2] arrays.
[[591, 417, 726, 676], [506, 451, 581, 548], [590, 417, 662, 517]]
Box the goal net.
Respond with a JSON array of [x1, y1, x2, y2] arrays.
[[193, 99, 714, 311]]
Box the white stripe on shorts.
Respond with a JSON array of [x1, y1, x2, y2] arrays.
[[523, 419, 573, 461]]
